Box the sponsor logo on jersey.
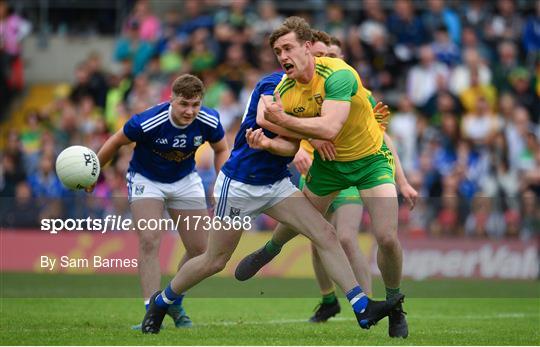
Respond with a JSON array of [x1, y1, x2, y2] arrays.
[[293, 106, 305, 114]]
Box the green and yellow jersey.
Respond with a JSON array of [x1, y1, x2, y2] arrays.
[[275, 56, 383, 162]]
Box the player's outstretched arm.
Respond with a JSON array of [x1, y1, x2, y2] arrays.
[[246, 128, 299, 157], [85, 129, 132, 193], [256, 95, 306, 139], [209, 137, 229, 174], [383, 133, 418, 210], [96, 129, 133, 168]]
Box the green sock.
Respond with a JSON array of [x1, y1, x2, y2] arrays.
[[264, 239, 282, 256], [386, 287, 400, 300], [322, 291, 337, 304]]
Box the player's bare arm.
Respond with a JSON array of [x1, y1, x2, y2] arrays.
[[263, 91, 349, 140], [96, 129, 133, 168], [209, 137, 229, 174], [85, 129, 132, 193], [246, 128, 300, 156], [383, 133, 418, 209]]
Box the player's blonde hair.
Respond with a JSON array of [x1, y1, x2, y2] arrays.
[[269, 16, 313, 48], [171, 74, 205, 99]]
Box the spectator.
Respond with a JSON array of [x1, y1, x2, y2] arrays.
[[0, 0, 31, 92], [85, 52, 109, 109], [485, 0, 524, 47], [252, 1, 284, 46], [125, 0, 161, 42], [159, 38, 184, 75], [508, 67, 540, 122], [449, 47, 492, 95], [431, 25, 461, 67], [69, 63, 92, 104], [114, 20, 154, 75], [465, 195, 506, 238], [388, 96, 418, 172], [361, 24, 400, 91], [406, 45, 449, 107], [520, 189, 540, 240], [459, 0, 491, 38], [492, 40, 521, 92], [459, 67, 497, 113], [27, 154, 65, 199], [423, 0, 462, 45], [215, 88, 242, 131], [185, 28, 217, 73], [461, 96, 502, 147], [387, 0, 430, 65], [0, 130, 26, 197], [461, 25, 492, 62], [522, 1, 540, 66], [216, 43, 253, 96], [201, 69, 230, 109]]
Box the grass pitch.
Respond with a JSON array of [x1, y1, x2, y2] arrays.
[[1, 273, 539, 345]]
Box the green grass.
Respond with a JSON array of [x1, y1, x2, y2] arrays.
[[1, 274, 539, 345]]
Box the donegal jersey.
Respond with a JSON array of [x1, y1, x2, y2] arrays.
[[123, 102, 224, 183], [275, 56, 383, 161]]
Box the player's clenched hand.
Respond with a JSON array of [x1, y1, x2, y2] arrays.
[[293, 147, 312, 176], [309, 139, 336, 161], [373, 101, 390, 130], [246, 128, 270, 150], [399, 181, 418, 210], [262, 90, 285, 125]]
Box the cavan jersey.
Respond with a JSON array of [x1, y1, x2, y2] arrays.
[[123, 102, 224, 183], [221, 71, 294, 185]]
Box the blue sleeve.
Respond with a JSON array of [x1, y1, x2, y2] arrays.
[[206, 109, 225, 143], [123, 115, 143, 142], [259, 75, 281, 96]]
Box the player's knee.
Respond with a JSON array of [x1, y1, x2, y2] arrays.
[[375, 232, 399, 250], [207, 253, 230, 274], [185, 242, 207, 258], [338, 233, 357, 253], [138, 236, 160, 255], [313, 223, 338, 248]]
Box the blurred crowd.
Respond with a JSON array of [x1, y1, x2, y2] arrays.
[[1, 0, 539, 239]]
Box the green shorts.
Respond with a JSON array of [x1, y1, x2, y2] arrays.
[[305, 142, 395, 197], [298, 177, 362, 212]]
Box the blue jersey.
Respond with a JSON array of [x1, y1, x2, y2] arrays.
[[222, 72, 294, 185], [123, 102, 224, 183]]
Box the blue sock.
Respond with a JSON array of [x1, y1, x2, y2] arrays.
[[154, 284, 182, 309], [346, 286, 368, 314], [144, 299, 150, 311], [173, 293, 185, 307]]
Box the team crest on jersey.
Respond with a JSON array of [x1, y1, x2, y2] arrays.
[[229, 207, 241, 217], [135, 184, 145, 195], [314, 94, 323, 106], [193, 136, 203, 146]]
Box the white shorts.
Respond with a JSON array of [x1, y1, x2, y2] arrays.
[[213, 171, 299, 219], [126, 171, 207, 210]]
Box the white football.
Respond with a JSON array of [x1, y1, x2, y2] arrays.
[[55, 146, 100, 190]]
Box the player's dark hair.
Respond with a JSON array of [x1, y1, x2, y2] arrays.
[[311, 29, 331, 46], [171, 74, 205, 99], [329, 36, 342, 48], [269, 16, 313, 48]]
